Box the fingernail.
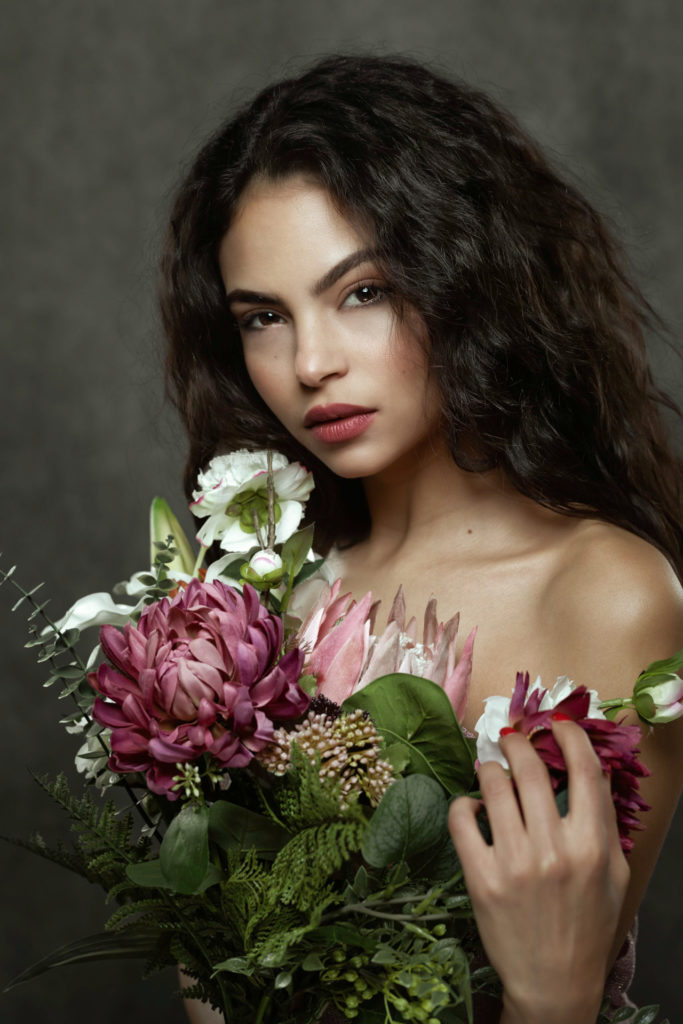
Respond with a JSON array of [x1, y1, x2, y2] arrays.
[[551, 712, 572, 722], [499, 726, 517, 736]]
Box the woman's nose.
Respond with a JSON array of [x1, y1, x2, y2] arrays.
[[294, 319, 348, 387]]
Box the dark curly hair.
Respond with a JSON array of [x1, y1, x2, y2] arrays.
[[160, 54, 683, 574]]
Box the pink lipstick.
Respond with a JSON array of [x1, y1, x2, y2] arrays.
[[304, 404, 376, 443]]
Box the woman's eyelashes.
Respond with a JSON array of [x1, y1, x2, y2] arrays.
[[234, 281, 387, 333], [341, 282, 386, 307], [237, 310, 285, 332]]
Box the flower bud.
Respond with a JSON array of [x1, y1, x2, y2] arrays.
[[240, 549, 285, 589], [248, 549, 283, 577], [633, 673, 683, 724]]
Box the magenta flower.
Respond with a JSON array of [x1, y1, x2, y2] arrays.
[[89, 580, 309, 798], [488, 672, 650, 853]]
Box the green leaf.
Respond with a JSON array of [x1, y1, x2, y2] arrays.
[[125, 857, 222, 892], [301, 952, 325, 971], [292, 557, 325, 586], [305, 924, 377, 951], [214, 556, 247, 581], [362, 774, 448, 868], [4, 929, 159, 990], [149, 497, 196, 575], [212, 956, 253, 976], [632, 1008, 663, 1024], [159, 803, 210, 894], [209, 801, 289, 859], [297, 673, 318, 697], [635, 649, 683, 684], [343, 674, 475, 794], [381, 741, 412, 773], [281, 524, 314, 577]]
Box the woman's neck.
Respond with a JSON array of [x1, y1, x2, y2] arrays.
[[359, 438, 546, 567]]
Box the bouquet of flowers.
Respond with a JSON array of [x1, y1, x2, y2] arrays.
[[2, 450, 680, 1024]]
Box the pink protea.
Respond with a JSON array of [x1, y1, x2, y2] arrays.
[[479, 672, 649, 853], [89, 579, 309, 799], [296, 581, 475, 719]]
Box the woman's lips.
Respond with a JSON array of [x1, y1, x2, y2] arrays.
[[304, 404, 376, 443]]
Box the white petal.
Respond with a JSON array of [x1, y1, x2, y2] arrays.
[[473, 695, 512, 768], [644, 676, 683, 706], [218, 520, 262, 553], [47, 593, 137, 634], [274, 500, 305, 544], [204, 552, 243, 585]]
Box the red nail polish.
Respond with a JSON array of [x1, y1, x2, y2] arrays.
[[499, 726, 517, 736], [552, 712, 572, 722]]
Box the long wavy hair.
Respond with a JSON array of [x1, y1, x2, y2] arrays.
[[160, 54, 683, 574]]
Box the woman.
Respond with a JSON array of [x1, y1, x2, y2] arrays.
[[161, 55, 683, 1023]]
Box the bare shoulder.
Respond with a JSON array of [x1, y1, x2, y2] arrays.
[[553, 521, 682, 623], [545, 520, 683, 695]]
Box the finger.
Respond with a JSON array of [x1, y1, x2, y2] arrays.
[[498, 730, 560, 837], [476, 759, 527, 854], [550, 716, 604, 825], [600, 771, 628, 867], [448, 795, 488, 867]]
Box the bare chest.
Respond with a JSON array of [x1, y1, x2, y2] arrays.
[[328, 547, 571, 732]]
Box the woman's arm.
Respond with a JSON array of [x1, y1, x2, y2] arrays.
[[451, 530, 683, 1023], [179, 968, 225, 1024]]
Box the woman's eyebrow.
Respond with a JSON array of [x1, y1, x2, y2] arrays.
[[311, 247, 377, 296], [224, 248, 378, 307]]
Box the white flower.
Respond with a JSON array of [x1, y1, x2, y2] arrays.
[[634, 673, 683, 723], [190, 450, 314, 553], [46, 592, 139, 635], [535, 675, 603, 718], [248, 549, 283, 578], [474, 674, 605, 769]]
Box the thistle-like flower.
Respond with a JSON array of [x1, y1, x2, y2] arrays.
[[257, 705, 394, 809], [296, 581, 474, 719]]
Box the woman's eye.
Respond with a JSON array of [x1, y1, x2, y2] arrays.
[[238, 310, 284, 331], [343, 284, 385, 308]]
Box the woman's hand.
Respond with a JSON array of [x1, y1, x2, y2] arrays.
[[448, 717, 630, 1024]]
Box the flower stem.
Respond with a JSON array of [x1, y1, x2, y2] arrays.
[[266, 450, 276, 551], [254, 992, 271, 1024], [192, 545, 208, 578], [599, 698, 632, 710]]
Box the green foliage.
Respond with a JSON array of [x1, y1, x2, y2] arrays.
[[597, 1005, 669, 1024], [362, 775, 448, 869], [343, 675, 476, 795]]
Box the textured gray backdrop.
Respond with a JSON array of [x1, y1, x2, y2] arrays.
[[1, 2, 681, 1021]]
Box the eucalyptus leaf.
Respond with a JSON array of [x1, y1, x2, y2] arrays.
[[362, 774, 448, 868], [343, 674, 475, 794], [209, 801, 289, 859], [159, 803, 210, 894]]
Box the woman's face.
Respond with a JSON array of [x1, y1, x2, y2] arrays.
[[218, 175, 442, 480]]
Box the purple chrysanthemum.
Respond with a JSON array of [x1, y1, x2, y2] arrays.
[[89, 580, 309, 798]]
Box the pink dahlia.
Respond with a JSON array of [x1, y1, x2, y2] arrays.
[[478, 672, 649, 853], [89, 579, 309, 798], [296, 581, 474, 719]]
